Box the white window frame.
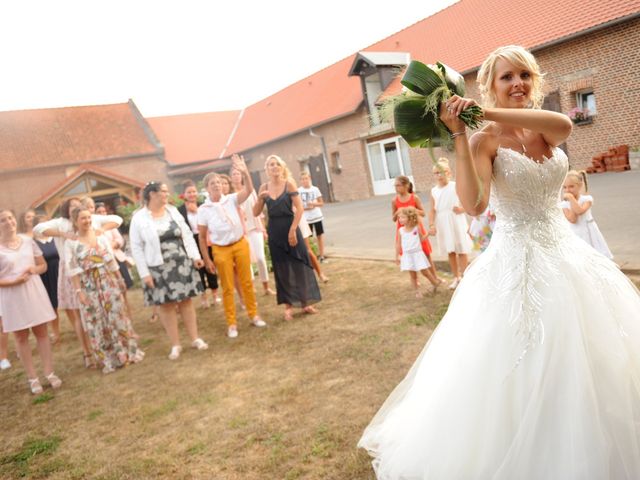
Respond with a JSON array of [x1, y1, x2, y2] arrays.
[[575, 89, 596, 116], [366, 136, 413, 195]]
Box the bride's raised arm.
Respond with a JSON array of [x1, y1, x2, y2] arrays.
[[483, 107, 572, 147], [440, 95, 573, 215], [439, 97, 493, 216]]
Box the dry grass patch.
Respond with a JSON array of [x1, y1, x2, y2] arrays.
[[0, 259, 454, 479]]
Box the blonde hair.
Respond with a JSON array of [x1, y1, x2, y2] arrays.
[[433, 158, 451, 176], [80, 197, 95, 210], [477, 45, 545, 109], [264, 154, 292, 181], [565, 170, 588, 193], [202, 172, 219, 188], [397, 206, 420, 228]]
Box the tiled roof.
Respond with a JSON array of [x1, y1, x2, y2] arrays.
[[168, 158, 232, 177], [147, 111, 241, 165], [226, 56, 363, 153], [225, 0, 640, 154], [0, 101, 161, 173], [366, 0, 640, 75]]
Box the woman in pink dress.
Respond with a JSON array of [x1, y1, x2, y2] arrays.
[[0, 209, 61, 394]]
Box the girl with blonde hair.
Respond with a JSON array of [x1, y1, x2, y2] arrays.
[[561, 170, 613, 259], [395, 207, 442, 298], [428, 158, 472, 289], [360, 45, 640, 479]]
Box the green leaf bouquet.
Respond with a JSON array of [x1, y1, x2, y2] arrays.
[[384, 61, 483, 150]]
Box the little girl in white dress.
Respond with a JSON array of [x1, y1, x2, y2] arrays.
[[561, 170, 613, 259], [428, 158, 472, 289], [396, 207, 442, 298]]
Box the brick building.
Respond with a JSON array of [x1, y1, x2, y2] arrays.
[[168, 0, 640, 201], [0, 100, 166, 215], [2, 0, 639, 212]]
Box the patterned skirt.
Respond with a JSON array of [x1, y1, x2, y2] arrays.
[[143, 238, 203, 306]]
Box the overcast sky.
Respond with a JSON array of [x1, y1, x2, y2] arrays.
[[0, 0, 457, 117]]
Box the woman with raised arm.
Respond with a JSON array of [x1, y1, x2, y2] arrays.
[[359, 45, 640, 479], [253, 155, 321, 321], [197, 155, 266, 339], [230, 166, 276, 296]]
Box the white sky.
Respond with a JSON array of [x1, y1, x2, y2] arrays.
[[0, 0, 457, 118]]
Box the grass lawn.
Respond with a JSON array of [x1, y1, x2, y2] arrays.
[[0, 258, 454, 480]]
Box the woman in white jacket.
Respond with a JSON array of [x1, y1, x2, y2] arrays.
[[129, 182, 208, 360]]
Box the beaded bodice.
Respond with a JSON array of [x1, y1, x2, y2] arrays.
[[485, 146, 574, 366], [490, 146, 568, 235]]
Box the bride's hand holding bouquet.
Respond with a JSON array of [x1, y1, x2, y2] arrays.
[[439, 95, 483, 137]]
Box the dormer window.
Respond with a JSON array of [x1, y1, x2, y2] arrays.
[[349, 52, 410, 126]]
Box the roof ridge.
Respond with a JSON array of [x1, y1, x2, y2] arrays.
[[219, 108, 245, 159], [0, 101, 131, 115], [147, 110, 242, 120], [127, 99, 164, 153]]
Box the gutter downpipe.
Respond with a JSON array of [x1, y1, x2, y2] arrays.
[[308, 128, 335, 202]]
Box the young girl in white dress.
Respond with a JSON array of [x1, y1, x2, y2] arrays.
[[561, 170, 613, 259], [396, 207, 442, 298], [428, 158, 472, 289]]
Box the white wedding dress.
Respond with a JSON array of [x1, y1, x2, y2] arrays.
[[359, 147, 640, 480]]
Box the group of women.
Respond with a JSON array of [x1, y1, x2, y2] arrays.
[[0, 202, 139, 392], [0, 153, 322, 394]]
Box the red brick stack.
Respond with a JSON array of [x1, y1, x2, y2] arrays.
[[585, 145, 630, 173]]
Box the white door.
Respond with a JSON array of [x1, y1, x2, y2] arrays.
[[367, 137, 413, 195]]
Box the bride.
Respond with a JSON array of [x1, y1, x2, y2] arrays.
[[358, 45, 640, 480]]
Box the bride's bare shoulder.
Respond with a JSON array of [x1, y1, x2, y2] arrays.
[[469, 125, 500, 158]]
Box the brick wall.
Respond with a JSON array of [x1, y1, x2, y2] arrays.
[[459, 18, 640, 171], [236, 19, 640, 203], [1, 155, 168, 215], [238, 106, 374, 202], [535, 18, 640, 169]]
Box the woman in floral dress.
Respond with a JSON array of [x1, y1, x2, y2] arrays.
[[65, 207, 143, 374]]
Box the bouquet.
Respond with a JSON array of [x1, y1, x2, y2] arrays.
[[383, 61, 483, 151]]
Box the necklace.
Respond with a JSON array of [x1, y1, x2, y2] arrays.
[[1, 236, 22, 250]]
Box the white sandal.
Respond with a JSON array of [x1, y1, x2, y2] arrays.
[[45, 372, 62, 389], [28, 378, 43, 395], [192, 338, 209, 350], [251, 317, 267, 327], [168, 345, 182, 360]]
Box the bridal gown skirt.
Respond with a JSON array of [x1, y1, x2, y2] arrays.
[[360, 147, 640, 479], [359, 225, 640, 479]]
